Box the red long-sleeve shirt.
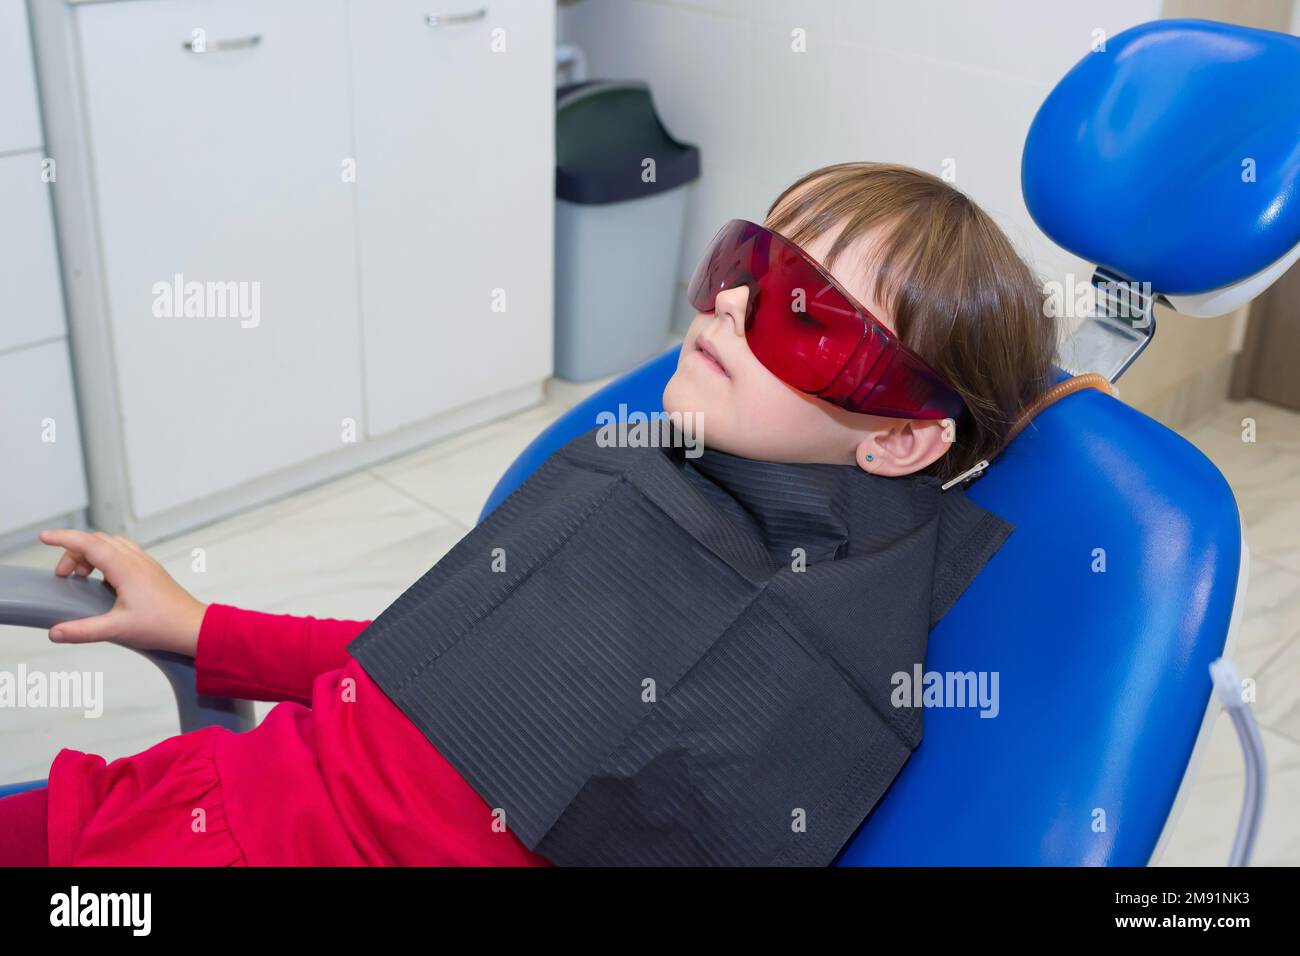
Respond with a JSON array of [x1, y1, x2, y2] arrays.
[[45, 604, 551, 867]]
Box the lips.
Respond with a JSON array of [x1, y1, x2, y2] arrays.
[[695, 336, 729, 377]]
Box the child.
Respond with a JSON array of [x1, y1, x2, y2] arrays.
[[0, 163, 1056, 866]]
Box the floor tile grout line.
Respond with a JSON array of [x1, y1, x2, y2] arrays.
[[1257, 719, 1300, 750], [1247, 619, 1300, 677], [367, 469, 473, 532]]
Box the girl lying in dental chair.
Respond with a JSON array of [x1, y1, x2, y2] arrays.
[[0, 162, 1056, 866]]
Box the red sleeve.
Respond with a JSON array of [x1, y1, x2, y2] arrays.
[[194, 604, 371, 706]]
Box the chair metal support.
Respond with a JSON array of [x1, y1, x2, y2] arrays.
[[1058, 267, 1160, 384]]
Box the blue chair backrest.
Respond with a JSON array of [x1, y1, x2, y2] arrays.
[[479, 346, 1242, 865]]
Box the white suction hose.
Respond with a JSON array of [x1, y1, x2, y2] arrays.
[[1209, 657, 1267, 866]]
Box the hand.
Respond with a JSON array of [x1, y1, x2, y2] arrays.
[[38, 529, 208, 657]]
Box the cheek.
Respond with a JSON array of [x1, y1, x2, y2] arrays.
[[732, 380, 807, 438], [730, 356, 806, 427], [728, 373, 847, 458]]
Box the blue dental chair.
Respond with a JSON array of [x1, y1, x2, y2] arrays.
[[1, 19, 1292, 865]]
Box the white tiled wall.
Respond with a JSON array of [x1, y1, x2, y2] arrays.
[[559, 0, 1163, 331]]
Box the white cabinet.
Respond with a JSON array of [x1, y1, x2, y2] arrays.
[[0, 0, 87, 544], [74, 0, 364, 518], [0, 152, 66, 352], [29, 0, 554, 539], [350, 0, 553, 435], [0, 341, 88, 533], [0, 0, 43, 153]]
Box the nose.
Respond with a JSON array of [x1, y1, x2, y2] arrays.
[[712, 285, 750, 337]]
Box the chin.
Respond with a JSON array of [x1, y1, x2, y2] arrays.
[[662, 367, 702, 416], [664, 375, 725, 440]]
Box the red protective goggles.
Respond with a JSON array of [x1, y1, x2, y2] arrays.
[[686, 219, 966, 422]]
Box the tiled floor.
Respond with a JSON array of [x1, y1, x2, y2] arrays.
[[1, 385, 1296, 865]]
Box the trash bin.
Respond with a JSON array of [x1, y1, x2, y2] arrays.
[[554, 80, 700, 381]]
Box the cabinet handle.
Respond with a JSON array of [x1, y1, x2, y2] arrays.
[[182, 34, 263, 54], [426, 8, 487, 28]]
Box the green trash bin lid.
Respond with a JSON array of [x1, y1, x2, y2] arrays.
[[557, 80, 701, 204]]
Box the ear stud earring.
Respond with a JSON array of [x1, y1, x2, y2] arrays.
[[865, 454, 874, 462]]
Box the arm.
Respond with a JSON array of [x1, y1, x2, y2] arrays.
[[194, 604, 370, 706]]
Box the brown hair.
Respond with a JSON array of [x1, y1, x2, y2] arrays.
[[764, 162, 1059, 482]]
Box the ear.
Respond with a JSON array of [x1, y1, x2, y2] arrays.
[[853, 419, 953, 476]]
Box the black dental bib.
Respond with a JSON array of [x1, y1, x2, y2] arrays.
[[347, 430, 1013, 866]]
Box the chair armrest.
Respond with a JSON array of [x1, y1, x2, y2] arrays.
[[0, 565, 255, 734]]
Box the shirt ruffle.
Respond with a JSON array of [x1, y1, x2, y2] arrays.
[[48, 725, 246, 867]]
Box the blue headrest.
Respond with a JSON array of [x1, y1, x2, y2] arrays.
[[1023, 18, 1300, 295], [479, 347, 1243, 864]]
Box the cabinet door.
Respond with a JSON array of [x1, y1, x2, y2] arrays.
[[0, 341, 88, 534], [0, 152, 67, 352], [349, 0, 554, 437], [0, 0, 43, 154], [76, 0, 363, 519]]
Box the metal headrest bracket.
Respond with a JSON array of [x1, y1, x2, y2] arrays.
[[1058, 267, 1161, 384]]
